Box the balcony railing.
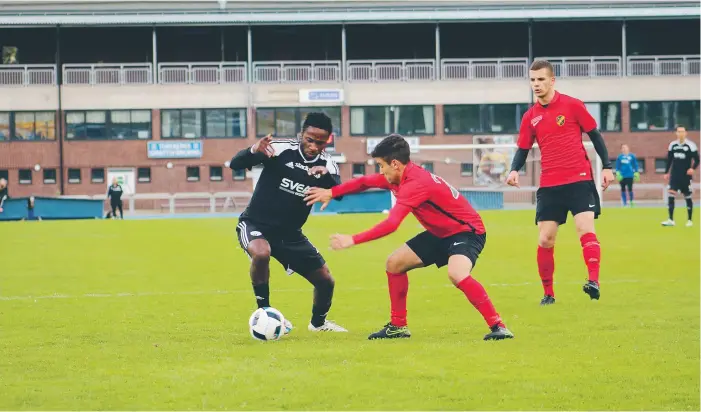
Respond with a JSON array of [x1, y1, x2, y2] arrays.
[[63, 63, 153, 85], [347, 59, 436, 82], [158, 62, 247, 84], [539, 56, 622, 77], [0, 64, 56, 86], [441, 58, 528, 80], [627, 55, 700, 77], [253, 61, 341, 83]]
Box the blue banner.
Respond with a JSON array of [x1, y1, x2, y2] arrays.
[[147, 141, 203, 159]]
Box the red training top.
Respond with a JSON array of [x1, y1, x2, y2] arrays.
[[518, 91, 598, 188], [330, 162, 486, 245]]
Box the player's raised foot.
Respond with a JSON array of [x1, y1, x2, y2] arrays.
[[661, 219, 676, 227], [367, 322, 411, 340], [483, 323, 514, 341], [308, 320, 348, 332], [540, 295, 555, 306], [283, 319, 293, 335], [686, 220, 693, 227], [583, 280, 600, 300]]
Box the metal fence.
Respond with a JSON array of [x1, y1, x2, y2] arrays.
[[440, 58, 528, 80], [0, 64, 56, 86], [63, 63, 153, 85], [253, 61, 341, 83], [539, 56, 622, 77], [347, 59, 436, 82], [627, 55, 700, 76], [158, 62, 247, 84]]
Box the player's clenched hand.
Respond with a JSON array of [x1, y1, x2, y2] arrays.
[[687, 168, 694, 176], [330, 234, 354, 250], [304, 187, 333, 210], [308, 166, 329, 177], [601, 169, 614, 191], [251, 134, 275, 157], [505, 170, 520, 188], [663, 173, 670, 182]]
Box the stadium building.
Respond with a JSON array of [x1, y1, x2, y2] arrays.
[[0, 0, 698, 210]]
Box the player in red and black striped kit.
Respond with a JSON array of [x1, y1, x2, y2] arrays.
[[305, 134, 514, 341], [506, 60, 615, 305]]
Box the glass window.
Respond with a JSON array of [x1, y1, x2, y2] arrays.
[[205, 109, 247, 138], [256, 107, 340, 138], [421, 162, 434, 173], [9, 111, 56, 141], [445, 105, 480, 134], [630, 101, 672, 131], [68, 168, 81, 184], [35, 112, 56, 140], [352, 163, 366, 177], [161, 110, 181, 139], [108, 110, 151, 140], [460, 163, 473, 176], [351, 106, 434, 136], [600, 103, 621, 132], [137, 167, 151, 183], [637, 158, 646, 173], [131, 110, 152, 139], [181, 110, 202, 139], [66, 112, 86, 139], [233, 168, 246, 181], [655, 158, 667, 173], [227, 109, 247, 138], [256, 109, 275, 136], [85, 111, 107, 139], [186, 166, 200, 181], [210, 166, 223, 181], [275, 108, 297, 137], [43, 168, 56, 184], [0, 112, 9, 141], [0, 169, 8, 181], [206, 109, 227, 137], [110, 110, 132, 140], [91, 168, 105, 183], [673, 101, 700, 131], [444, 104, 529, 134], [19, 169, 32, 184], [487, 104, 519, 133], [13, 112, 35, 140]]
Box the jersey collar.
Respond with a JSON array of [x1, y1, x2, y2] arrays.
[[400, 161, 416, 185], [298, 145, 321, 163], [538, 90, 560, 107]]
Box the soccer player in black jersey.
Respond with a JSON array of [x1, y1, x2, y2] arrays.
[[662, 125, 699, 227], [229, 112, 347, 333]]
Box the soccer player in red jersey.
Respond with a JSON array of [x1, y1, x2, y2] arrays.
[[505, 60, 614, 305], [304, 134, 514, 341]]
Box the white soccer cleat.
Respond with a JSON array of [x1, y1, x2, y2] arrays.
[[308, 320, 348, 332], [284, 319, 293, 335], [686, 220, 693, 227], [661, 219, 675, 227]]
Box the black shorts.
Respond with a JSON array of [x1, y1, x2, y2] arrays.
[[535, 180, 600, 225], [406, 230, 487, 269], [619, 177, 633, 191], [669, 176, 693, 197], [236, 219, 325, 276]]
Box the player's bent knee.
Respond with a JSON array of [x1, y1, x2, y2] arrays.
[[248, 239, 271, 263], [538, 233, 556, 248]]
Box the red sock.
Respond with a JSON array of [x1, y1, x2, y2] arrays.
[[580, 233, 600, 283], [537, 246, 555, 297], [386, 271, 408, 327], [456, 276, 503, 328]]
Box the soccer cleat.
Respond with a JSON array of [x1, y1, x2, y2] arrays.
[[308, 320, 348, 332], [283, 319, 293, 335], [367, 322, 411, 340], [583, 280, 600, 300], [661, 219, 675, 227], [483, 324, 514, 341], [686, 220, 693, 227], [540, 295, 556, 305]]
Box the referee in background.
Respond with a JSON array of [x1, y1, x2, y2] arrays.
[[106, 178, 125, 219]]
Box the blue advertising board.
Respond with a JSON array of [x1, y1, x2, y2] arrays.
[[147, 141, 203, 159]]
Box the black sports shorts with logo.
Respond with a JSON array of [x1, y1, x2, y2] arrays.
[[535, 180, 601, 225], [669, 175, 693, 197], [406, 230, 487, 268], [236, 219, 325, 276]]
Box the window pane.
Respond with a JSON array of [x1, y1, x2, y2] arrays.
[[86, 111, 107, 139], [131, 110, 151, 139], [630, 101, 670, 131], [35, 112, 55, 140], [186, 166, 200, 181], [488, 104, 518, 133], [13, 112, 35, 140], [91, 168, 105, 183], [43, 168, 56, 184], [395, 106, 434, 135], [19, 169, 32, 184], [299, 107, 341, 137], [674, 101, 700, 131], [365, 107, 390, 136], [233, 168, 246, 180], [256, 109, 275, 137], [206, 109, 227, 137], [161, 110, 180, 139], [421, 162, 434, 173], [655, 158, 667, 173], [227, 109, 246, 137], [352, 163, 365, 176], [275, 108, 296, 137], [460, 163, 473, 176], [68, 168, 81, 183], [444, 105, 480, 134], [0, 112, 9, 141], [137, 167, 151, 183], [110, 110, 132, 139], [350, 107, 366, 134], [0, 170, 7, 181], [600, 103, 621, 132], [181, 110, 202, 138], [210, 166, 223, 181], [66, 112, 85, 139], [637, 158, 646, 173]]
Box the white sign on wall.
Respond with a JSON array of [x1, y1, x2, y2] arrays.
[[299, 89, 344, 104], [107, 168, 136, 195], [366, 137, 420, 155]]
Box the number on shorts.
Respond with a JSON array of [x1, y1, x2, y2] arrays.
[[430, 173, 460, 199]]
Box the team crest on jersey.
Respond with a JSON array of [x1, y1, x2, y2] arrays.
[[556, 115, 566, 126]]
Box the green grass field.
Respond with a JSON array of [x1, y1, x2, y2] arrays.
[[0, 208, 698, 410]]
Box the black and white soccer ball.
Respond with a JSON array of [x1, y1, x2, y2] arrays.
[[249, 307, 287, 341]]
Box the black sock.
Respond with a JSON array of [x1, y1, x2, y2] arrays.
[[252, 283, 270, 308], [686, 198, 693, 221], [311, 280, 334, 327], [668, 196, 675, 220]]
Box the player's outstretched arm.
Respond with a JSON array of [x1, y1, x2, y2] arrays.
[[305, 173, 390, 210], [229, 134, 275, 171], [586, 128, 614, 189], [329, 204, 412, 250]]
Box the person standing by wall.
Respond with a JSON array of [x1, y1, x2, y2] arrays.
[[106, 178, 125, 219]]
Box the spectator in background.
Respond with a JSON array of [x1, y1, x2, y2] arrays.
[[106, 178, 124, 219], [23, 196, 41, 221], [0, 178, 8, 213], [615, 144, 639, 207]]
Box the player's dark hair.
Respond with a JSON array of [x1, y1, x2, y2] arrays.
[[530, 59, 554, 76], [371, 133, 411, 164], [675, 124, 686, 131], [302, 112, 333, 135]]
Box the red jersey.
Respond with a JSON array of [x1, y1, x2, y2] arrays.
[[518, 91, 598, 188], [330, 162, 485, 245]]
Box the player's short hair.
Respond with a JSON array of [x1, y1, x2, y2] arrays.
[[675, 124, 686, 131], [371, 133, 411, 164], [302, 112, 333, 136], [530, 59, 554, 76]]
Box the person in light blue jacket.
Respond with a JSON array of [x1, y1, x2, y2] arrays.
[[615, 144, 640, 207]]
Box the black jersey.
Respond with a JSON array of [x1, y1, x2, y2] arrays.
[[0, 186, 8, 208], [665, 139, 699, 178], [107, 184, 124, 203], [229, 139, 341, 233]]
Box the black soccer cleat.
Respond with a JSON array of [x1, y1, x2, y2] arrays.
[[484, 324, 514, 341], [583, 280, 600, 300], [540, 295, 556, 306], [367, 322, 411, 340]]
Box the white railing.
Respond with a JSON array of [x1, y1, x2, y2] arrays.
[[0, 64, 56, 86], [347, 59, 436, 82], [253, 61, 341, 83], [440, 58, 528, 80], [158, 62, 247, 84], [63, 63, 153, 85], [627, 55, 700, 77], [539, 56, 622, 77], [65, 191, 253, 215]]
